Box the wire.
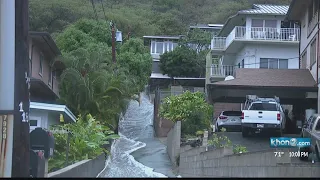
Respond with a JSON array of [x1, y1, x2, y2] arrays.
[[152, 55, 299, 67], [90, 0, 99, 21], [100, 0, 108, 23]]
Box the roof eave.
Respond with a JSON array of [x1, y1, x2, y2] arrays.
[[30, 102, 77, 122], [29, 31, 61, 56]]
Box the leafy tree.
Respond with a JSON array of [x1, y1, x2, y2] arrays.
[[159, 46, 204, 78], [159, 91, 213, 136], [181, 28, 212, 52]]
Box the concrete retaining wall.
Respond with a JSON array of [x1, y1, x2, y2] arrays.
[[48, 153, 106, 178], [167, 121, 181, 166], [179, 147, 320, 177]]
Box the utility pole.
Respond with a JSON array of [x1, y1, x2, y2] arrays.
[[111, 22, 116, 64], [12, 0, 30, 177], [0, 0, 16, 177]]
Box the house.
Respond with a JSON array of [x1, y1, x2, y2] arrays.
[[28, 31, 76, 132], [286, 0, 320, 113], [144, 35, 205, 94], [189, 24, 224, 37], [206, 4, 318, 120]]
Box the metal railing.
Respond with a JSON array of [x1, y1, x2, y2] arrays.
[[211, 26, 300, 50], [210, 64, 235, 77], [211, 37, 226, 49]]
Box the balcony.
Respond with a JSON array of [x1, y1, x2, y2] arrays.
[[210, 64, 235, 78], [211, 26, 300, 50]]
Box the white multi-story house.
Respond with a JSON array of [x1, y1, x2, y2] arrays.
[[206, 4, 318, 120], [287, 0, 320, 113], [209, 4, 300, 81]]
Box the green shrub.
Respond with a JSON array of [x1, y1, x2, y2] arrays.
[[48, 114, 119, 172], [159, 91, 213, 136], [208, 129, 232, 148], [233, 145, 248, 154]]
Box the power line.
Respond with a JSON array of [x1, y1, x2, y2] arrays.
[[100, 0, 108, 23], [90, 0, 99, 21], [152, 55, 300, 67]]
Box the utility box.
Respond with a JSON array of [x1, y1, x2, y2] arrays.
[[29, 149, 45, 177], [30, 128, 54, 159]]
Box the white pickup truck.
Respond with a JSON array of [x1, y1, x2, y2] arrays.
[[241, 98, 286, 137]]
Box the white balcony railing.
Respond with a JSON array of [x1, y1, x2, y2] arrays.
[[211, 26, 300, 50], [210, 64, 235, 77], [211, 37, 226, 50]]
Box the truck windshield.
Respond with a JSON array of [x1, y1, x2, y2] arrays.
[[249, 103, 278, 111]]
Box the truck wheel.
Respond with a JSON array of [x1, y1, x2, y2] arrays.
[[242, 127, 249, 137], [299, 146, 310, 161]]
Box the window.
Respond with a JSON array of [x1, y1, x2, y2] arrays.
[[259, 58, 288, 69], [264, 20, 277, 28], [301, 51, 307, 69], [279, 59, 289, 69], [222, 111, 242, 117], [252, 19, 263, 27], [52, 70, 56, 79], [310, 38, 317, 67], [249, 103, 278, 111], [151, 41, 156, 54], [39, 53, 44, 76], [308, 1, 315, 23], [29, 116, 41, 132], [48, 67, 53, 86], [155, 42, 163, 54]]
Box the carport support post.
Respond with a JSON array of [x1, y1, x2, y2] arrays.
[[12, 0, 31, 177]]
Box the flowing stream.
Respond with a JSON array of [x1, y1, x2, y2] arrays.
[[103, 93, 168, 177]]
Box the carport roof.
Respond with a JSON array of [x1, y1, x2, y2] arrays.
[[212, 68, 317, 88]]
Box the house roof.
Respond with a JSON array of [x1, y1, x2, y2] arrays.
[[218, 4, 289, 36], [239, 4, 289, 15], [30, 102, 76, 122], [143, 35, 182, 40], [189, 24, 224, 29], [29, 31, 65, 70], [212, 68, 317, 88]]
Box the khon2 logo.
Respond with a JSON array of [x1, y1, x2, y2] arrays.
[[270, 137, 311, 148]]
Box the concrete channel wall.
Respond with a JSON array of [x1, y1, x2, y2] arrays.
[[48, 153, 106, 178], [166, 121, 181, 166], [179, 147, 320, 177]]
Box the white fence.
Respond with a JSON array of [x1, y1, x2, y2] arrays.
[[211, 27, 300, 49]]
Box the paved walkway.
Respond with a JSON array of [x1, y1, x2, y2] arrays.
[[131, 137, 176, 177]]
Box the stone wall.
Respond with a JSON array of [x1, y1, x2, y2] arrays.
[[166, 121, 181, 166], [179, 147, 320, 177], [48, 153, 106, 178]]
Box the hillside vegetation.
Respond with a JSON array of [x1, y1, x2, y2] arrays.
[[30, 0, 291, 37]]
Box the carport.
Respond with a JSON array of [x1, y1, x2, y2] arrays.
[[207, 68, 318, 106]]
